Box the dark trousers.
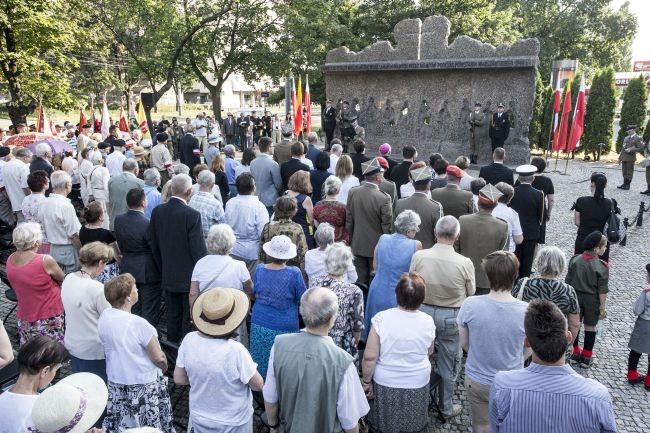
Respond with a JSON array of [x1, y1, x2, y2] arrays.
[[132, 282, 162, 327], [165, 291, 191, 343], [646, 167, 650, 187], [491, 136, 506, 152], [226, 134, 235, 145], [354, 255, 373, 286], [622, 161, 635, 182], [325, 126, 335, 147], [515, 239, 537, 278]]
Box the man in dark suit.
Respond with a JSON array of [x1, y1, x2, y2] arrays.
[[489, 103, 510, 151], [478, 147, 514, 186], [430, 165, 475, 219], [222, 112, 236, 145], [237, 113, 249, 149], [179, 126, 201, 174], [148, 174, 207, 342], [322, 99, 337, 148], [30, 142, 54, 194], [114, 188, 161, 325], [250, 111, 264, 145], [305, 132, 321, 164], [262, 111, 273, 138], [509, 164, 545, 279], [280, 142, 310, 191], [389, 145, 417, 198]]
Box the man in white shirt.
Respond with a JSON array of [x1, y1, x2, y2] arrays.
[[329, 143, 342, 174], [192, 113, 208, 151], [105, 140, 127, 177], [3, 147, 32, 223], [0, 146, 15, 224]]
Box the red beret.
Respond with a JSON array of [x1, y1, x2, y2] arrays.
[[446, 164, 463, 178], [376, 156, 389, 170]]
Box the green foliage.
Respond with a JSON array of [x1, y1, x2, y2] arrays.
[[529, 69, 546, 148], [583, 68, 617, 157], [538, 86, 555, 152], [643, 116, 650, 145], [616, 75, 648, 152]]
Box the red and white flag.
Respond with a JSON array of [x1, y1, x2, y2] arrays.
[[555, 81, 572, 152], [551, 80, 562, 151], [118, 107, 130, 133], [290, 77, 296, 136], [100, 96, 111, 139], [304, 75, 312, 134], [566, 75, 586, 153]]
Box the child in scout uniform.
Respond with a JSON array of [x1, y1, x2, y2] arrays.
[[565, 231, 609, 368], [626, 263, 650, 390]]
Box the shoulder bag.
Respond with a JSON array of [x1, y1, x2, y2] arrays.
[[517, 277, 529, 301], [604, 199, 625, 244]]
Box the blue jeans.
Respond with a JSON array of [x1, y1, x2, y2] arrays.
[[420, 304, 461, 416], [70, 355, 107, 383]]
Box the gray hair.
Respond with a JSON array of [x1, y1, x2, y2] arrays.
[[519, 174, 534, 184], [170, 173, 192, 196], [300, 287, 339, 328], [323, 175, 342, 196], [325, 242, 354, 277], [90, 151, 103, 165], [13, 222, 42, 250], [307, 132, 318, 144], [535, 246, 566, 278], [314, 223, 335, 249], [330, 144, 342, 155], [123, 159, 138, 172], [435, 215, 460, 241], [34, 142, 51, 158], [394, 209, 421, 235], [206, 224, 235, 255], [224, 144, 236, 157], [197, 169, 215, 188], [50, 170, 71, 190], [173, 164, 190, 175], [143, 168, 161, 186], [14, 148, 32, 159]]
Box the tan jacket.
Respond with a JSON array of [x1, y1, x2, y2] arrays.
[[273, 139, 293, 166], [346, 182, 393, 257], [430, 184, 475, 219], [620, 133, 645, 162], [395, 192, 443, 249], [457, 211, 509, 289]]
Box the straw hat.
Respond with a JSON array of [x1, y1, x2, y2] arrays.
[[192, 288, 250, 338], [262, 235, 297, 260], [30, 373, 108, 433], [133, 145, 146, 158]]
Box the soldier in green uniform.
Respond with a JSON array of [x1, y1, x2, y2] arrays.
[[468, 102, 485, 164], [618, 125, 645, 190]]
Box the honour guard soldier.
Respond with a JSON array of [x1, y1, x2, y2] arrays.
[[468, 102, 485, 164], [618, 124, 645, 190], [489, 103, 510, 152]]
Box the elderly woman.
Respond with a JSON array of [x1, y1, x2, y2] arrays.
[[98, 274, 173, 432], [313, 175, 349, 244], [512, 246, 580, 340], [79, 147, 95, 205], [235, 147, 256, 179], [285, 170, 315, 249], [363, 210, 422, 341], [80, 201, 120, 282], [305, 223, 357, 286], [311, 243, 364, 362], [6, 223, 66, 346], [21, 170, 50, 253], [259, 196, 308, 269], [175, 288, 263, 432], [61, 241, 113, 380], [492, 182, 524, 252], [161, 163, 190, 203], [361, 273, 435, 433], [0, 336, 69, 432], [87, 150, 110, 220], [335, 154, 359, 205], [250, 235, 306, 377]]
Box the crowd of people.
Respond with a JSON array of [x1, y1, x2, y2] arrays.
[[0, 115, 647, 433]]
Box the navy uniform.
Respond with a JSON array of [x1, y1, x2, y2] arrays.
[[618, 124, 645, 190], [489, 103, 510, 152], [509, 164, 544, 278]]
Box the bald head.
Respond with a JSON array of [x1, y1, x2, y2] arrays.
[[299, 287, 339, 329]]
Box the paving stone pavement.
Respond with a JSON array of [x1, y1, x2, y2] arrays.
[[1, 158, 649, 432]]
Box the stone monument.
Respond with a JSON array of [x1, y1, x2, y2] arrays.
[[322, 16, 539, 164]]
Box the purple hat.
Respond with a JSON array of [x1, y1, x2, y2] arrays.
[[378, 143, 391, 155]]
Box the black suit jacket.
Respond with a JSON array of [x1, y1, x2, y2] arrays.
[[351, 153, 370, 181], [478, 162, 514, 186], [180, 133, 200, 173], [509, 184, 544, 240], [389, 161, 413, 198], [280, 158, 309, 192], [114, 210, 159, 284], [323, 106, 337, 129], [30, 157, 54, 194], [489, 113, 510, 140], [148, 198, 207, 293]]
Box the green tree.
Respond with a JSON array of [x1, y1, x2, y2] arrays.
[[583, 68, 616, 158], [529, 69, 546, 148], [616, 75, 647, 152], [643, 116, 650, 145], [538, 86, 555, 153]]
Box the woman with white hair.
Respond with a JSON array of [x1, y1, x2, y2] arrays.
[[190, 224, 252, 345], [79, 147, 96, 205], [511, 246, 581, 339], [6, 223, 66, 346], [305, 223, 357, 286], [87, 150, 110, 224], [311, 243, 364, 362], [363, 210, 422, 341], [313, 175, 349, 244]]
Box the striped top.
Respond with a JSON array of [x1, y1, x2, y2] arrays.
[[489, 363, 617, 433]]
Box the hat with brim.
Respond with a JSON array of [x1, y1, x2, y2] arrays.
[[133, 146, 146, 158], [192, 287, 250, 338], [497, 103, 505, 108], [31, 373, 108, 433], [515, 164, 537, 176], [262, 234, 297, 260]]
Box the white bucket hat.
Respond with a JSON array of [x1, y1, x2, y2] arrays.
[[262, 235, 297, 260], [30, 372, 108, 433]]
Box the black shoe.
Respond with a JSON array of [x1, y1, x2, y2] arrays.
[[628, 377, 644, 385], [641, 189, 650, 195], [617, 183, 630, 190], [579, 356, 593, 368]]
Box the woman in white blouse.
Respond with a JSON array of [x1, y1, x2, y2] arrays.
[[335, 155, 359, 205], [87, 151, 110, 229]]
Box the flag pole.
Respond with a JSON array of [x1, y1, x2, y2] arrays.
[[563, 151, 570, 175]]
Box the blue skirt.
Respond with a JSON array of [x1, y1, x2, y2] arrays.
[[249, 324, 296, 378]]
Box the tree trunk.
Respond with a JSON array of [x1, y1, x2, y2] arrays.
[[211, 87, 222, 123], [6, 102, 33, 126], [144, 106, 154, 142]]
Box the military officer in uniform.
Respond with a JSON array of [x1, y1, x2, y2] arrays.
[[430, 165, 475, 219], [337, 101, 357, 152], [323, 99, 337, 149], [468, 102, 485, 164], [457, 184, 509, 295], [346, 158, 394, 286], [618, 124, 645, 190], [509, 164, 544, 278], [489, 103, 510, 152]]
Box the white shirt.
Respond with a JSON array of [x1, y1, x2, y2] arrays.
[[105, 150, 126, 178], [191, 255, 250, 293], [40, 193, 82, 245], [193, 118, 208, 137], [61, 273, 111, 360], [0, 392, 37, 433], [263, 334, 370, 430], [337, 176, 360, 205], [0, 159, 6, 187], [87, 166, 110, 201], [62, 156, 80, 184], [371, 308, 435, 389], [3, 158, 29, 211], [177, 332, 257, 428], [492, 203, 523, 252], [299, 157, 313, 170], [98, 308, 159, 385], [79, 159, 94, 204], [329, 154, 339, 174], [304, 248, 358, 287], [224, 195, 269, 260]]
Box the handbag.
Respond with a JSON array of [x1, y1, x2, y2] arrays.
[[517, 277, 529, 301], [604, 199, 625, 244]]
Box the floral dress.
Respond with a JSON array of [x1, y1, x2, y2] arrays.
[[259, 219, 308, 269], [312, 275, 364, 363], [313, 200, 349, 244]]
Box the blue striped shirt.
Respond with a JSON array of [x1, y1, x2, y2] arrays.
[[489, 363, 617, 433]]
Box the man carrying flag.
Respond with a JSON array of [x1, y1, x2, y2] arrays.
[[304, 75, 312, 134], [137, 96, 152, 147]]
